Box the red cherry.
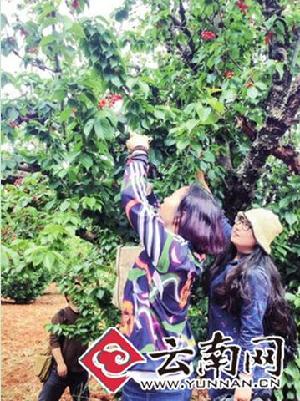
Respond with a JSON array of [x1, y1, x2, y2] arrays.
[[224, 70, 234, 79], [236, 0, 248, 13], [14, 177, 24, 186], [72, 0, 80, 9], [98, 99, 107, 109], [106, 93, 123, 108], [201, 31, 216, 41], [264, 32, 273, 45], [9, 121, 18, 129], [28, 47, 38, 54], [245, 81, 254, 88]]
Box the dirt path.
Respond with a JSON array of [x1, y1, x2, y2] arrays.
[[1, 283, 208, 401], [1, 283, 114, 401]]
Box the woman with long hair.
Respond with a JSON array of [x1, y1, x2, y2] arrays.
[[119, 133, 228, 401], [205, 209, 297, 401]]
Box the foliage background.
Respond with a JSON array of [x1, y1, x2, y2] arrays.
[[1, 0, 300, 399]]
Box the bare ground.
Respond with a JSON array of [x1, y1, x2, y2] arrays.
[[1, 283, 208, 401]]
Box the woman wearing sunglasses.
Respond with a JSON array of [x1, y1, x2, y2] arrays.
[[205, 209, 297, 401]]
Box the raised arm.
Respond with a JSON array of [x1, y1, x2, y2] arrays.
[[121, 134, 205, 275], [121, 144, 169, 267]]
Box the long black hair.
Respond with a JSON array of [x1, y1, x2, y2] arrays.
[[205, 243, 297, 363], [175, 184, 226, 256]]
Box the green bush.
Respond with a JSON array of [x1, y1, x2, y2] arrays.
[[1, 260, 50, 303]]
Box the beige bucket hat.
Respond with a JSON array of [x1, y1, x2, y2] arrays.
[[237, 208, 283, 254]]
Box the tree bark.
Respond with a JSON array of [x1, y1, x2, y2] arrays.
[[225, 74, 300, 217], [222, 0, 300, 217]]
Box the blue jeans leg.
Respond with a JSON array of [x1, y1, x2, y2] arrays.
[[68, 371, 89, 401], [38, 365, 67, 401], [122, 379, 192, 401]]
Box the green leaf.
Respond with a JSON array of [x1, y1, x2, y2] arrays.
[[200, 161, 207, 171], [102, 109, 118, 127], [176, 139, 189, 151], [7, 107, 19, 121], [203, 150, 216, 163], [139, 81, 150, 95], [94, 118, 105, 139], [285, 213, 297, 226], [109, 75, 122, 88], [59, 107, 72, 123], [82, 196, 96, 209], [59, 200, 70, 212], [255, 82, 267, 90], [1, 245, 19, 268], [196, 106, 213, 124], [96, 289, 105, 299], [68, 22, 85, 39], [1, 13, 8, 30], [84, 119, 94, 137], [44, 252, 56, 270], [185, 119, 198, 131], [94, 117, 114, 140], [114, 8, 129, 22], [205, 98, 225, 114], [40, 34, 57, 48], [37, 2, 55, 22], [1, 248, 9, 268], [1, 71, 12, 87], [247, 86, 258, 99], [221, 89, 237, 103], [81, 155, 93, 170], [154, 109, 165, 120]]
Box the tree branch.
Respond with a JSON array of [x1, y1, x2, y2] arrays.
[[1, 163, 40, 185], [169, 3, 198, 71], [283, 74, 300, 126], [272, 145, 300, 174], [18, 162, 41, 173], [178, 1, 196, 56], [236, 115, 257, 141], [292, 28, 300, 68], [222, 1, 300, 216], [75, 228, 98, 243], [12, 49, 58, 73]]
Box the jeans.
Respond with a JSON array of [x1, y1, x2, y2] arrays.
[[38, 364, 89, 401], [122, 379, 192, 401], [209, 389, 273, 401]]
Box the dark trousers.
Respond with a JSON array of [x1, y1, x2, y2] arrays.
[[38, 364, 89, 401]]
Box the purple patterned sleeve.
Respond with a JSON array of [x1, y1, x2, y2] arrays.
[[121, 150, 168, 267]]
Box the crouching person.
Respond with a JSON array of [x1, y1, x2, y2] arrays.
[[38, 294, 89, 401]]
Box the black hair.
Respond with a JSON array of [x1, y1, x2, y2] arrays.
[[204, 243, 298, 364], [175, 184, 227, 256]]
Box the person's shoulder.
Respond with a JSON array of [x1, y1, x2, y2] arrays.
[[245, 266, 271, 292], [248, 265, 268, 279], [52, 307, 69, 323]]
